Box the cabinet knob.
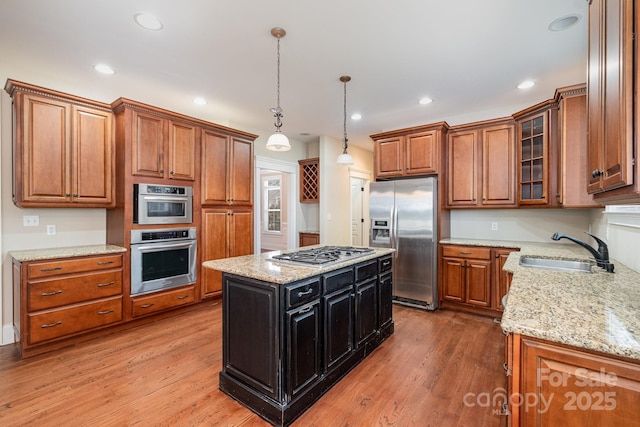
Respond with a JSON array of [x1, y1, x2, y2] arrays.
[[160, 169, 164, 173], [591, 169, 604, 178], [65, 193, 71, 197], [73, 193, 78, 197], [170, 171, 174, 175]]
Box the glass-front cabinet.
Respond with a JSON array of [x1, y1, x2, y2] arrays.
[[514, 102, 557, 207]]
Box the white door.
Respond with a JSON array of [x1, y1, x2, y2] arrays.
[[350, 177, 365, 246]]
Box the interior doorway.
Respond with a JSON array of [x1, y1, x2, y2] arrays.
[[254, 157, 297, 253], [349, 172, 370, 246]]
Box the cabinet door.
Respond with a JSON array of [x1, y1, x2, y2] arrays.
[[355, 278, 377, 347], [18, 93, 70, 203], [323, 287, 354, 372], [447, 130, 478, 207], [201, 129, 229, 205], [378, 271, 393, 330], [482, 124, 515, 206], [493, 249, 516, 312], [587, 0, 634, 194], [229, 136, 254, 205], [374, 136, 403, 178], [132, 110, 165, 178], [465, 259, 491, 307], [518, 113, 549, 205], [168, 120, 196, 181], [72, 105, 114, 204], [229, 208, 253, 257], [520, 337, 640, 426], [201, 209, 228, 297], [441, 257, 465, 302], [405, 131, 438, 175], [286, 301, 321, 400]]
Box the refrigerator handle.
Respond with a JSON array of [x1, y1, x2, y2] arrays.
[[391, 206, 398, 257]]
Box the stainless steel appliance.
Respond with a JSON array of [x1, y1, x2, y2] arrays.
[[271, 246, 374, 267], [369, 177, 438, 310], [130, 227, 197, 296], [134, 183, 193, 224]]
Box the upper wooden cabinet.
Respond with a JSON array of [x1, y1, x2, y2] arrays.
[[513, 101, 558, 207], [201, 128, 254, 206], [446, 119, 516, 208], [587, 0, 638, 203], [555, 85, 602, 208], [370, 123, 448, 180], [5, 80, 115, 208], [129, 109, 196, 181]]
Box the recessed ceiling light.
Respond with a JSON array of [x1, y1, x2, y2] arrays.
[[351, 113, 362, 121], [94, 64, 115, 75], [193, 97, 207, 105], [134, 13, 163, 31], [517, 80, 535, 90], [548, 14, 581, 32], [419, 97, 433, 105]]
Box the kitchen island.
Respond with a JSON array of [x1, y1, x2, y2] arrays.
[[203, 246, 395, 427]]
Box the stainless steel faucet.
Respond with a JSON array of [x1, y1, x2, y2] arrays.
[[551, 232, 614, 272]]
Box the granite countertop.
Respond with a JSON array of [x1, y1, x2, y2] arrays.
[[203, 247, 395, 285], [441, 238, 640, 361], [9, 244, 127, 262]]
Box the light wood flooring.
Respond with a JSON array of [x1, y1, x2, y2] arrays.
[[0, 301, 505, 426]]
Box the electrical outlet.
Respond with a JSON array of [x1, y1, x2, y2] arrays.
[[23, 215, 39, 226], [491, 222, 498, 231], [47, 225, 56, 235]]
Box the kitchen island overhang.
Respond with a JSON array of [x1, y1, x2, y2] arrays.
[[203, 247, 395, 426]]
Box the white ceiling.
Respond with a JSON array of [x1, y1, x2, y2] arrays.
[[0, 0, 588, 150]]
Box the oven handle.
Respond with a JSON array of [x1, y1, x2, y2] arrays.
[[135, 241, 195, 252], [141, 195, 191, 202]]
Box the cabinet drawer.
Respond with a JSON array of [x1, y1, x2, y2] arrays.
[[355, 259, 378, 282], [441, 246, 491, 260], [131, 286, 195, 317], [323, 267, 354, 294], [27, 296, 123, 344], [28, 270, 123, 311], [27, 255, 123, 279], [379, 256, 392, 273], [286, 278, 321, 309]]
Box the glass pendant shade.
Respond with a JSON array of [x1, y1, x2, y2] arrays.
[[266, 131, 291, 151], [336, 151, 354, 165]]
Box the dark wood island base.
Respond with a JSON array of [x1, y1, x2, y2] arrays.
[[217, 254, 394, 426]]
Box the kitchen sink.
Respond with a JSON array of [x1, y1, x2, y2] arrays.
[[518, 257, 593, 273]]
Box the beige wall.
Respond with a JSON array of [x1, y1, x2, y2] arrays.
[[589, 209, 640, 273]]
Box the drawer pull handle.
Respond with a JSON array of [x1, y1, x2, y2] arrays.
[[97, 261, 114, 265], [97, 281, 115, 288], [459, 251, 472, 255], [41, 290, 62, 296], [140, 303, 155, 308], [299, 306, 313, 313], [98, 309, 115, 315], [297, 288, 313, 297], [177, 295, 189, 300], [40, 267, 62, 272], [41, 321, 62, 328]]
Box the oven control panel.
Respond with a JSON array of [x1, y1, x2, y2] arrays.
[[131, 227, 196, 244]]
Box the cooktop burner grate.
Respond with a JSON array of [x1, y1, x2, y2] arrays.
[[271, 246, 374, 266]]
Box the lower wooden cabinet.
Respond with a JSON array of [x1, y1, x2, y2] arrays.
[[506, 334, 640, 426], [299, 232, 320, 247], [440, 244, 518, 316], [131, 285, 195, 317], [12, 252, 125, 356]]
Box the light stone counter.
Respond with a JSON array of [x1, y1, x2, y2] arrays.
[[203, 247, 395, 285], [441, 238, 640, 361], [9, 244, 127, 262]]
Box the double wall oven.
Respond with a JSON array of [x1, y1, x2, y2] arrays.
[[130, 184, 197, 297]]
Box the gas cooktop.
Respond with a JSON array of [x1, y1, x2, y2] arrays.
[[271, 246, 375, 267]]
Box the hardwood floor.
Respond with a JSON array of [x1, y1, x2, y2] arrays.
[[0, 301, 505, 426]]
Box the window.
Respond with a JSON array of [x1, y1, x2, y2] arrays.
[[263, 176, 281, 232]]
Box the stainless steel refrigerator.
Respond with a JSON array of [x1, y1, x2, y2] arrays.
[[369, 177, 437, 310]]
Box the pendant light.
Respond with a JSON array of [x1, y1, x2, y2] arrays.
[[336, 75, 354, 165], [266, 27, 291, 151]]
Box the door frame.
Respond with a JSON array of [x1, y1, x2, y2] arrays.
[[349, 168, 372, 246], [254, 156, 298, 253]]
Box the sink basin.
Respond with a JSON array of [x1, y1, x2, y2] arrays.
[[518, 257, 593, 273]]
